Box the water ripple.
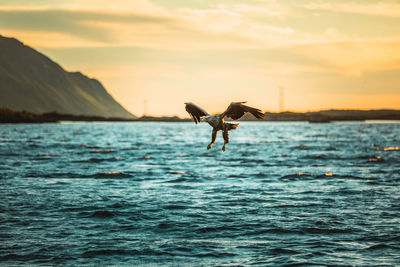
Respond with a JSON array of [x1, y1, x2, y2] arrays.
[[0, 122, 399, 266]]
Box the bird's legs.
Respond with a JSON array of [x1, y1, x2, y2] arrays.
[[222, 124, 229, 152], [207, 129, 218, 150]]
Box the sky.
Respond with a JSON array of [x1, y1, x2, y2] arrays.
[[1, 0, 399, 117]]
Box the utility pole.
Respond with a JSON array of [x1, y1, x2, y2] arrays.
[[279, 87, 284, 112], [143, 99, 148, 116]]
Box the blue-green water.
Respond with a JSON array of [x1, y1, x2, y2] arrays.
[[1, 122, 399, 266]]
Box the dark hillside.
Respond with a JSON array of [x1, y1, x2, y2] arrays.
[[0, 35, 135, 118]]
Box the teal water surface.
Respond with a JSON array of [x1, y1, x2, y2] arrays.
[[0, 122, 399, 266]]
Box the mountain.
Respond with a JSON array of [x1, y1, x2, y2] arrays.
[[0, 35, 135, 118]]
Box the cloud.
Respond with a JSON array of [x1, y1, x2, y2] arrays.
[[232, 4, 282, 16], [0, 29, 108, 48], [0, 0, 164, 13], [1, 1, 399, 51], [0, 8, 177, 41], [2, 1, 399, 77], [0, 1, 296, 48], [306, 2, 400, 17], [0, 5, 287, 49], [293, 40, 400, 76]]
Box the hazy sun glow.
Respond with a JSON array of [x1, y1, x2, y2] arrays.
[[1, 0, 399, 116]]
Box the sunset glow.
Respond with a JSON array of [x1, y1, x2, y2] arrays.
[[1, 0, 399, 116]]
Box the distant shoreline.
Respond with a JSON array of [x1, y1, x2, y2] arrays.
[[0, 108, 191, 123], [1, 107, 400, 123]]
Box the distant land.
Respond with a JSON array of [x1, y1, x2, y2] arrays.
[[1, 107, 399, 123], [0, 108, 189, 123], [244, 109, 400, 122], [0, 35, 135, 119]]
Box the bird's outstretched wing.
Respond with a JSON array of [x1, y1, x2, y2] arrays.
[[185, 102, 209, 124], [221, 102, 264, 120]]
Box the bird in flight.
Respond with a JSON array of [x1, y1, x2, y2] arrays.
[[185, 102, 264, 151]]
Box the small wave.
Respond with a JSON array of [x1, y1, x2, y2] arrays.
[[0, 248, 52, 262], [29, 136, 42, 140], [90, 149, 115, 153], [26, 171, 135, 179], [0, 253, 20, 261], [304, 154, 326, 159], [193, 252, 237, 258], [326, 147, 339, 151], [73, 131, 84, 135], [32, 155, 57, 161], [93, 172, 132, 178], [249, 228, 300, 235], [59, 206, 101, 212], [298, 190, 323, 194], [82, 249, 130, 257], [158, 222, 172, 229], [293, 145, 309, 150], [1, 152, 25, 157], [90, 210, 114, 218], [241, 159, 265, 164], [390, 236, 400, 241], [81, 144, 100, 149], [0, 253, 42, 261], [228, 174, 243, 178], [168, 170, 186, 174], [166, 177, 187, 183], [26, 172, 80, 178], [366, 244, 394, 250], [316, 173, 335, 178], [280, 172, 313, 180], [75, 157, 123, 163], [336, 174, 374, 181], [302, 227, 353, 234], [217, 158, 242, 162], [270, 248, 299, 254], [356, 235, 398, 242], [376, 146, 400, 151], [38, 153, 57, 157], [174, 247, 193, 252], [196, 225, 240, 234], [280, 173, 371, 181], [368, 155, 384, 163], [162, 205, 187, 210]]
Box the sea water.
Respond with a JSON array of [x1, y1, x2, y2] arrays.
[[0, 122, 399, 266]]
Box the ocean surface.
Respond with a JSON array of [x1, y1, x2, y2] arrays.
[[0, 121, 399, 266]]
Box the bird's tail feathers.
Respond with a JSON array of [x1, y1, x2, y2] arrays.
[[225, 123, 239, 130]]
